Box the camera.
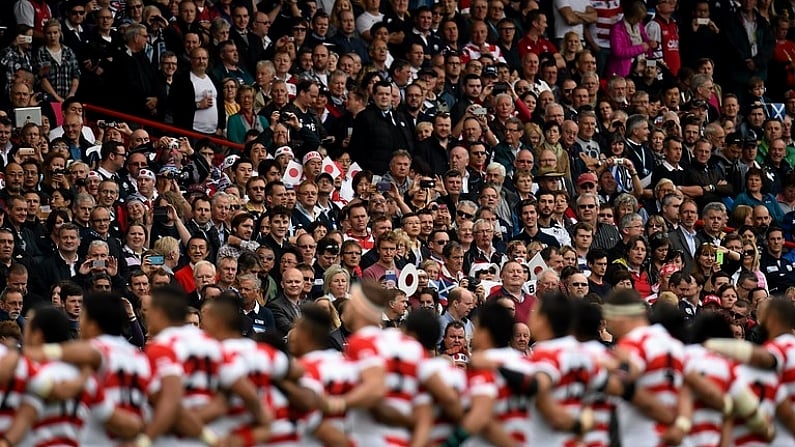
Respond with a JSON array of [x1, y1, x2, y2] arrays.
[[420, 179, 435, 189], [614, 158, 624, 166], [52, 168, 68, 175], [75, 178, 86, 187], [492, 82, 509, 95], [168, 138, 180, 150], [280, 112, 296, 123], [97, 120, 118, 129], [466, 277, 481, 292], [92, 259, 106, 269], [471, 106, 488, 117]]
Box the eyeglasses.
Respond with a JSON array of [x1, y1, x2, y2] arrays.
[[731, 311, 748, 319], [298, 244, 317, 250], [249, 186, 265, 191], [579, 183, 595, 189], [598, 213, 613, 218], [743, 250, 755, 257], [457, 211, 474, 219], [70, 10, 86, 15], [230, 205, 241, 210], [648, 223, 664, 228], [114, 152, 127, 158], [303, 276, 313, 281], [578, 204, 596, 209], [434, 239, 449, 245], [572, 282, 588, 287]]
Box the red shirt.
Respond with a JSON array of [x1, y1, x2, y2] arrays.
[[517, 35, 558, 57]]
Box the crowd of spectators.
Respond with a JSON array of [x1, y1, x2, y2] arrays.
[[0, 0, 793, 353]]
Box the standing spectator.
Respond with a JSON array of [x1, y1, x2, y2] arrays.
[[349, 81, 413, 174], [0, 26, 34, 100], [13, 0, 52, 41], [645, 0, 680, 76], [605, 2, 654, 78], [111, 23, 160, 119], [170, 47, 225, 136], [723, 0, 774, 102], [553, 0, 596, 45]]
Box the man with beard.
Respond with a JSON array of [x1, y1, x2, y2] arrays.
[[482, 164, 516, 222], [416, 113, 453, 174], [0, 287, 24, 330], [400, 83, 432, 137], [536, 190, 570, 246]]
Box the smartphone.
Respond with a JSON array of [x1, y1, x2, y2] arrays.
[[17, 148, 35, 157], [697, 18, 710, 25], [613, 158, 624, 166], [420, 179, 436, 189], [347, 127, 353, 137], [20, 35, 32, 44], [376, 181, 392, 192], [646, 59, 657, 68], [472, 106, 487, 116], [149, 255, 165, 266], [716, 251, 724, 265], [92, 259, 106, 269]]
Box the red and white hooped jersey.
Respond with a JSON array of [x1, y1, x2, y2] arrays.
[[0, 353, 36, 435], [465, 347, 534, 447], [580, 340, 613, 447], [528, 336, 609, 447], [730, 363, 786, 447], [420, 357, 470, 445], [299, 349, 360, 447], [345, 326, 429, 447], [23, 361, 111, 447], [763, 333, 795, 446], [81, 334, 152, 446], [683, 344, 734, 447], [210, 337, 291, 445], [145, 325, 246, 447], [615, 324, 684, 447]]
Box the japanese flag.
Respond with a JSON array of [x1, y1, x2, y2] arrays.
[[322, 156, 342, 179], [525, 252, 549, 281], [348, 162, 362, 179], [282, 160, 303, 186]]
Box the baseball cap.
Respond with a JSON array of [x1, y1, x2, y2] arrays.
[[690, 99, 708, 109], [125, 194, 146, 206], [315, 172, 334, 183], [576, 172, 598, 187], [483, 66, 498, 77], [87, 171, 101, 181], [702, 295, 721, 307], [469, 262, 499, 277], [302, 151, 322, 164], [137, 169, 155, 180]]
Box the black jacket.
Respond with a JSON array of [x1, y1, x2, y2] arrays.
[[169, 71, 227, 133], [349, 105, 414, 174]]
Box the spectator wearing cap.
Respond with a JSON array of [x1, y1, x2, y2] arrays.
[[314, 172, 341, 229], [302, 151, 323, 179], [310, 238, 340, 298], [170, 47, 226, 136], [349, 80, 414, 174], [135, 169, 156, 207]]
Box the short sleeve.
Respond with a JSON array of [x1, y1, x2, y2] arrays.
[[346, 335, 386, 371], [145, 343, 183, 393]]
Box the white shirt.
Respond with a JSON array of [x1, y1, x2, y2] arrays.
[[190, 72, 219, 134]]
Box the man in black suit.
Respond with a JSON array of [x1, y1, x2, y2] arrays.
[[267, 267, 305, 335], [349, 80, 414, 174], [667, 198, 705, 273], [110, 24, 160, 119], [229, 4, 263, 74], [61, 0, 88, 52]]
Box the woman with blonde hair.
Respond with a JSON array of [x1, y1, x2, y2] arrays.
[[523, 122, 544, 149], [323, 264, 351, 301], [732, 242, 769, 292]]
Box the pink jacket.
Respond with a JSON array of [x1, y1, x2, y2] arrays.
[[605, 21, 651, 78]]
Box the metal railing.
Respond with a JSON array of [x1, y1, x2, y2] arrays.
[[83, 103, 245, 151]]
